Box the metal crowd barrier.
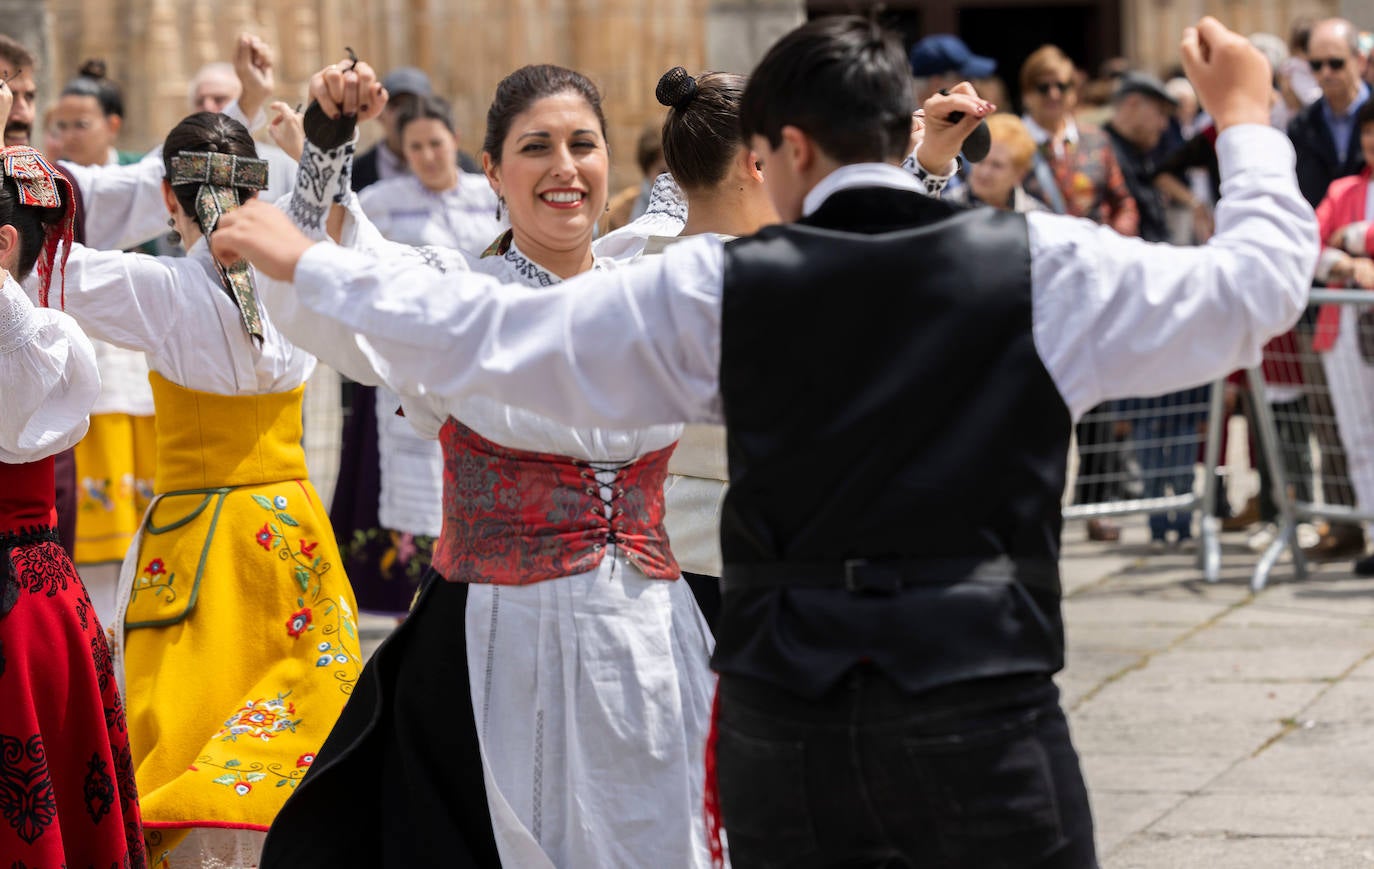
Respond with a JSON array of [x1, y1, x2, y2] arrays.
[[1063, 380, 1229, 582], [1247, 289, 1374, 591]]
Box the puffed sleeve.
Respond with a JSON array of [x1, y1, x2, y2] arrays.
[[0, 279, 100, 462]]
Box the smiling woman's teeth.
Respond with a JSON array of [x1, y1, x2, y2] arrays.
[[542, 191, 583, 203]]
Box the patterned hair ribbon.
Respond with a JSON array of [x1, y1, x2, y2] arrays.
[[169, 150, 270, 343], [0, 147, 77, 309]]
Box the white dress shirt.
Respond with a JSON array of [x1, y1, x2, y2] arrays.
[[267, 124, 1315, 437], [0, 275, 100, 462]]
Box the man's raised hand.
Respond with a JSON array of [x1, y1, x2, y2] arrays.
[[1181, 17, 1272, 131], [234, 34, 275, 121]]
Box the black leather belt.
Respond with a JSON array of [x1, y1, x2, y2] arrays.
[[721, 555, 1060, 596]]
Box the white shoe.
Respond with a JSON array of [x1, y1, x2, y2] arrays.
[[1248, 523, 1278, 552]]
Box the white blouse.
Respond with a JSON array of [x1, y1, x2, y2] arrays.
[[273, 139, 680, 463], [0, 275, 100, 463], [358, 171, 505, 537], [58, 239, 315, 396], [358, 173, 505, 253]]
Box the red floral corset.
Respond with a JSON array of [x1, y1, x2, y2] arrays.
[[0, 457, 57, 536], [431, 418, 681, 585]]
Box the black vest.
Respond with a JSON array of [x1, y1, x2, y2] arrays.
[[715, 186, 1073, 698]]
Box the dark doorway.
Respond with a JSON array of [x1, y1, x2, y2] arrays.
[[958, 5, 1109, 113]]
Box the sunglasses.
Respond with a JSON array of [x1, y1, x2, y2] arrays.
[[1310, 57, 1348, 72], [1033, 81, 1074, 96]]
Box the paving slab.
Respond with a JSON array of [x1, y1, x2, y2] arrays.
[[1108, 834, 1374, 868]]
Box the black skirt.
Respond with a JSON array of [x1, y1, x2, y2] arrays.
[[259, 572, 501, 867]]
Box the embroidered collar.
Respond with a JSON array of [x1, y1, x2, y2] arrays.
[[480, 230, 600, 287]]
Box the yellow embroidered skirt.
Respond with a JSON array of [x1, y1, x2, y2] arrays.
[[119, 373, 360, 860], [75, 412, 156, 563]]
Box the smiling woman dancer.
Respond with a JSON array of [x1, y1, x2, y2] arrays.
[[259, 61, 717, 869], [38, 110, 360, 868], [0, 140, 144, 866]]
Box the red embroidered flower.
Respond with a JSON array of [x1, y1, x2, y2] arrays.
[[299, 539, 318, 558], [286, 607, 312, 638], [255, 524, 273, 550], [233, 782, 252, 796], [143, 558, 166, 577], [296, 753, 315, 768]]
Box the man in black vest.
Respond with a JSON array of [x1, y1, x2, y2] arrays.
[[218, 16, 1315, 868]]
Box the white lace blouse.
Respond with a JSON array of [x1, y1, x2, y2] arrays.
[[0, 275, 100, 463]]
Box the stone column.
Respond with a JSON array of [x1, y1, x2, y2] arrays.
[[705, 0, 803, 75], [0, 0, 56, 116]]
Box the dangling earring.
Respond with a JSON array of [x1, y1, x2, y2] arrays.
[[166, 216, 181, 246], [495, 195, 506, 222]]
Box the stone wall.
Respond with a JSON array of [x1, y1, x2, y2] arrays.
[[40, 0, 790, 188]]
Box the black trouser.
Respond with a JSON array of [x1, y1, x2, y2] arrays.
[[716, 669, 1098, 869]]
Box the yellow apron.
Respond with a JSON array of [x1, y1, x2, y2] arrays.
[[123, 373, 360, 862], [74, 412, 156, 563]]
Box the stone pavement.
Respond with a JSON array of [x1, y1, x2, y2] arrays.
[[1060, 520, 1374, 868]]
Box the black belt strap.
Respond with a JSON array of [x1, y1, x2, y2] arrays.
[[722, 555, 1060, 596]]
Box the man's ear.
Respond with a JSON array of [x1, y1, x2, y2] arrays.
[[779, 125, 813, 176], [108, 114, 124, 137]]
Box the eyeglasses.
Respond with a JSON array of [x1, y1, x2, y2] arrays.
[[1310, 57, 1348, 72], [45, 118, 96, 135], [1033, 81, 1074, 96]]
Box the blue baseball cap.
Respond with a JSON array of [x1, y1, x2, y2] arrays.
[[908, 34, 997, 79]]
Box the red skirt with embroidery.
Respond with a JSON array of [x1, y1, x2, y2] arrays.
[[0, 526, 145, 868]]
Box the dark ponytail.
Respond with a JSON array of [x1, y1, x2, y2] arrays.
[[657, 67, 747, 191]]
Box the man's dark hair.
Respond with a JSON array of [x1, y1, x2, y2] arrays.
[[739, 15, 912, 164], [62, 59, 126, 118], [398, 94, 456, 139], [162, 112, 259, 228], [0, 35, 35, 75]]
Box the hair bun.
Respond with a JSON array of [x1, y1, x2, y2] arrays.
[[79, 58, 108, 80], [656, 67, 698, 111]]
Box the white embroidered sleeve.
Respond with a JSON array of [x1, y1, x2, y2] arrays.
[[0, 279, 100, 462]]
